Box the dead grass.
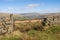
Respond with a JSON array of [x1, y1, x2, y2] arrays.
[[0, 20, 60, 40]]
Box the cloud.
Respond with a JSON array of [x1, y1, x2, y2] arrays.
[[25, 4, 40, 9], [6, 7, 23, 13], [7, 7, 14, 10], [3, 7, 17, 13]]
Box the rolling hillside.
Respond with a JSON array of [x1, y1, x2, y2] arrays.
[[0, 13, 27, 21], [0, 12, 60, 21]]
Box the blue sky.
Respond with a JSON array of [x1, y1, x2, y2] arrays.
[[0, 0, 60, 13]]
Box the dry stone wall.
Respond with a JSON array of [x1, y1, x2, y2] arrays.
[[42, 15, 60, 27], [0, 14, 14, 35]]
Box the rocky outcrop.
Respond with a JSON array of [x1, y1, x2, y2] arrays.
[[40, 15, 60, 30], [0, 14, 14, 35]]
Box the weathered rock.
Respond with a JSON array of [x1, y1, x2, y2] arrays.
[[0, 14, 14, 35]]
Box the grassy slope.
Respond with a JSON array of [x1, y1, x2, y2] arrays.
[[0, 22, 60, 40], [0, 13, 60, 40]]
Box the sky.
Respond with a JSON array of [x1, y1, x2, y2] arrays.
[[0, 0, 60, 13]]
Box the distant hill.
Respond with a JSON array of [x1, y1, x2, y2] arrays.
[[20, 13, 45, 19], [0, 13, 10, 18], [0, 13, 27, 21], [0, 12, 60, 21], [20, 13, 60, 19]]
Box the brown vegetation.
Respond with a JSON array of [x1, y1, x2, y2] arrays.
[[0, 13, 60, 40]]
